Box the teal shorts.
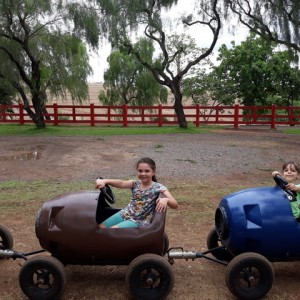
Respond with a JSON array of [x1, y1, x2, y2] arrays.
[[102, 212, 138, 228]]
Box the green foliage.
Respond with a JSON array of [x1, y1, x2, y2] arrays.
[[224, 0, 300, 53], [0, 81, 17, 105], [93, 0, 221, 129], [0, 0, 93, 128], [99, 39, 168, 105], [184, 34, 300, 107]]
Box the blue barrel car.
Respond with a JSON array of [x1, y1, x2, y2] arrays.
[[168, 175, 298, 300], [214, 175, 298, 299]]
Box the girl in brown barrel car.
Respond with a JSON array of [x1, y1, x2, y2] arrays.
[[95, 157, 178, 228]]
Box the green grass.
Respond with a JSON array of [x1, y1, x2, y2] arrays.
[[0, 180, 92, 214], [0, 180, 249, 224], [281, 127, 300, 134], [0, 124, 218, 136]]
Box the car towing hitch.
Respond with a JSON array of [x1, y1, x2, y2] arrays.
[[167, 247, 228, 266], [0, 249, 45, 260]]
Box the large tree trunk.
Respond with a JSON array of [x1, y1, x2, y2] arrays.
[[32, 94, 46, 129], [33, 110, 46, 129], [23, 104, 46, 129], [23, 93, 46, 129], [172, 85, 187, 129]]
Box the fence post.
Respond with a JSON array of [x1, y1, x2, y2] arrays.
[[90, 103, 95, 127], [123, 105, 128, 127], [253, 106, 257, 124], [53, 103, 58, 126], [19, 103, 24, 125], [2, 105, 6, 121], [72, 107, 76, 122], [195, 104, 200, 127], [289, 106, 295, 126], [141, 107, 145, 123], [271, 104, 276, 129], [107, 107, 111, 123], [216, 107, 219, 123], [234, 104, 239, 128], [158, 104, 163, 127]]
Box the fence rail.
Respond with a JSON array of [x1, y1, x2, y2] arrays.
[[1, 103, 300, 128]]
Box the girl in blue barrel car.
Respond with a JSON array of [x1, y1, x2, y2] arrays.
[[95, 157, 178, 228], [272, 161, 300, 220]]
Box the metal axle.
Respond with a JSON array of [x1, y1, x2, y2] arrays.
[[167, 247, 228, 266], [0, 249, 24, 259], [0, 249, 45, 260], [168, 249, 197, 260]]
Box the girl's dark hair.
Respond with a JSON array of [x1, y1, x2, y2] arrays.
[[137, 157, 157, 182], [282, 161, 300, 173]]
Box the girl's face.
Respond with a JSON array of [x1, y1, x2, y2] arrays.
[[137, 163, 155, 184], [282, 164, 299, 183]]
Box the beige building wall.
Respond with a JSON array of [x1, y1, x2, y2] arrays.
[[47, 83, 186, 106], [47, 83, 104, 105]]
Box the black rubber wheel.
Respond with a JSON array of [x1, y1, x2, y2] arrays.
[[225, 252, 274, 300], [19, 256, 66, 300], [162, 233, 169, 256], [0, 223, 14, 250], [126, 253, 175, 300], [206, 228, 233, 261]]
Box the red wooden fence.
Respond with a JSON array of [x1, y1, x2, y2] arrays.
[[0, 103, 300, 128]]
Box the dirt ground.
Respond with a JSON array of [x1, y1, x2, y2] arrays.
[[1, 127, 300, 300]]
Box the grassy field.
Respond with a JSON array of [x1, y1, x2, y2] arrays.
[[0, 124, 215, 136], [1, 123, 299, 136], [0, 179, 255, 228]]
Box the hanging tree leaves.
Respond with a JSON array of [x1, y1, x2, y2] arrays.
[[224, 0, 300, 53], [0, 0, 94, 128]]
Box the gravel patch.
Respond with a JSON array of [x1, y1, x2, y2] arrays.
[[0, 129, 298, 183]]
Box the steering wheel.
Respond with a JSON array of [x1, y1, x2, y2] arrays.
[[273, 174, 297, 201], [100, 185, 116, 205], [96, 177, 116, 205]]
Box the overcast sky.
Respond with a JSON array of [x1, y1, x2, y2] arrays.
[[87, 1, 249, 83]]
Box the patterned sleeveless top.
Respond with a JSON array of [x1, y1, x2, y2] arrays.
[[119, 180, 167, 226]]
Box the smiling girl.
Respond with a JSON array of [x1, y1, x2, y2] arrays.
[[95, 157, 178, 228], [272, 161, 300, 220]]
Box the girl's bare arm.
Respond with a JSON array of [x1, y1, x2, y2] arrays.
[[95, 178, 133, 189]]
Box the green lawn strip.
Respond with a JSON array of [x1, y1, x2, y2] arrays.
[[0, 124, 220, 136], [281, 127, 300, 134]]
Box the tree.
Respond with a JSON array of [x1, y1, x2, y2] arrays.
[[99, 39, 168, 105], [0, 79, 17, 118], [94, 0, 221, 128], [182, 68, 236, 106], [0, 0, 94, 129], [188, 34, 300, 107], [224, 0, 300, 53]]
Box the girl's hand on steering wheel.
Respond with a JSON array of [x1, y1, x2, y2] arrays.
[[95, 178, 106, 189], [287, 183, 299, 192], [272, 171, 280, 177]]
